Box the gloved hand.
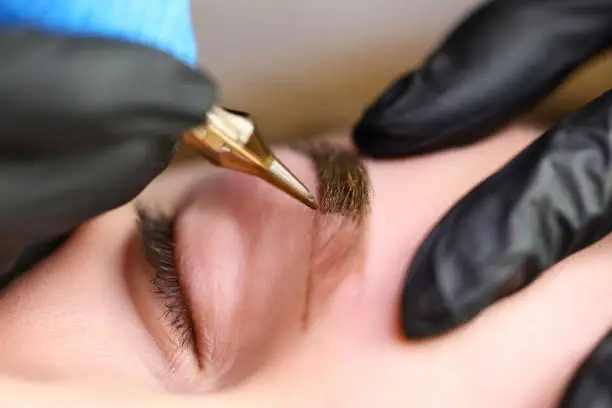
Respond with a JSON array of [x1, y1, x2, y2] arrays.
[[0, 28, 215, 285], [353, 0, 612, 406]]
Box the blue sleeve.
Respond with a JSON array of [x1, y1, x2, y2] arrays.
[[0, 0, 197, 67]]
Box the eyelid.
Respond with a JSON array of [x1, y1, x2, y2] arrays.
[[137, 208, 198, 351]]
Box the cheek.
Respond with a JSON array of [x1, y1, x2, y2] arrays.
[[0, 208, 162, 386]]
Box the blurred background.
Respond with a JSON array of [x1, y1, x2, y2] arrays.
[[179, 0, 612, 156]]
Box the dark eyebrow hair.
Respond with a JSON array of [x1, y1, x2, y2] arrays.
[[293, 141, 371, 223]]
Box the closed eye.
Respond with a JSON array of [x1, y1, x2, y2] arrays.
[[137, 207, 195, 348]]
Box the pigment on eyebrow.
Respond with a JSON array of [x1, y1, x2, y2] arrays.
[[309, 144, 371, 223], [293, 141, 371, 222]]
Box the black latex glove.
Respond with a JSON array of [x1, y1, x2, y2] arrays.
[[353, 0, 612, 407], [0, 28, 216, 287]]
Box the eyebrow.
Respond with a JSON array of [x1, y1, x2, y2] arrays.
[[295, 141, 371, 222]]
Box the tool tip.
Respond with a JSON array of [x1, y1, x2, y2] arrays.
[[267, 158, 319, 210], [304, 191, 318, 210]]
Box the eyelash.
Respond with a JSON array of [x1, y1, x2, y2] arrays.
[[137, 208, 193, 347]]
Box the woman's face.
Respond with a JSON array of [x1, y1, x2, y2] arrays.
[[0, 125, 583, 403]]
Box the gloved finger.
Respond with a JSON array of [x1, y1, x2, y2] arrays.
[[560, 334, 612, 408], [0, 136, 177, 275], [353, 0, 612, 158], [0, 28, 216, 153], [455, 234, 612, 406], [400, 89, 612, 338], [0, 232, 72, 288]]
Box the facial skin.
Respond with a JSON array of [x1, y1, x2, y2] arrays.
[[0, 125, 611, 407]]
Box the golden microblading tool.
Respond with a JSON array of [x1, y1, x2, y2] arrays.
[[183, 106, 318, 210]]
